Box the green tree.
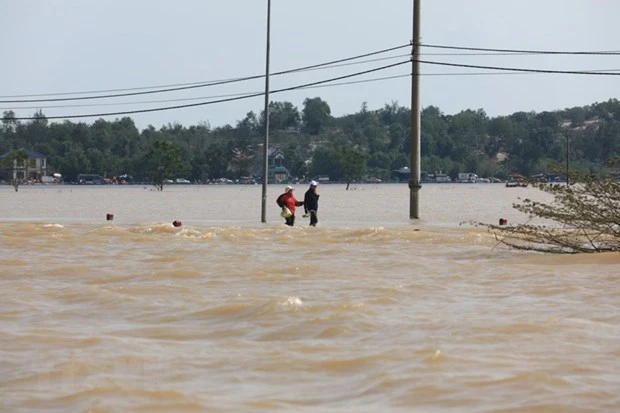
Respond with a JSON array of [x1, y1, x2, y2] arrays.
[[260, 101, 300, 132], [388, 123, 407, 152], [302, 97, 331, 135], [0, 149, 29, 191], [421, 106, 451, 157], [1, 110, 18, 134], [230, 146, 254, 177], [22, 110, 49, 149], [482, 167, 620, 253], [144, 140, 185, 191], [309, 147, 337, 178], [335, 146, 367, 190], [236, 111, 260, 135], [566, 106, 587, 127], [59, 149, 92, 182], [204, 143, 230, 179], [486, 116, 513, 155], [280, 143, 308, 179], [1, 111, 19, 154], [368, 151, 393, 171]]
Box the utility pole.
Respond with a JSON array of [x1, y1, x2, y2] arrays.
[[409, 0, 421, 219], [261, 0, 271, 223], [566, 133, 569, 186]]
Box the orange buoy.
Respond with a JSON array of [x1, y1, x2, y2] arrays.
[[172, 220, 182, 227]]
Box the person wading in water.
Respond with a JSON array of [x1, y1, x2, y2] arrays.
[[276, 185, 304, 226], [303, 180, 320, 226]]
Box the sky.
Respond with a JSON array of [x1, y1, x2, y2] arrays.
[[2, 0, 620, 130]]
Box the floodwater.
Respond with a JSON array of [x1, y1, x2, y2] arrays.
[[1, 183, 618, 412]]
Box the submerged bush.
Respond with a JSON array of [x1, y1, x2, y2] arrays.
[[484, 172, 620, 254]]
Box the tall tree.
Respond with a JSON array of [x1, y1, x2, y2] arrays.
[[336, 146, 367, 190], [0, 149, 29, 191], [259, 101, 300, 132], [1, 110, 18, 133], [302, 97, 331, 135], [236, 111, 260, 135], [203, 143, 230, 179], [144, 141, 185, 191]]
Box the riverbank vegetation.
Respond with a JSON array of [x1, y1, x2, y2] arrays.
[[1, 97, 619, 184], [482, 158, 620, 253]]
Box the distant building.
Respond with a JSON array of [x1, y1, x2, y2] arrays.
[[250, 145, 299, 183], [394, 167, 411, 182], [254, 146, 290, 183], [0, 149, 47, 182], [394, 168, 453, 183], [456, 172, 479, 183]]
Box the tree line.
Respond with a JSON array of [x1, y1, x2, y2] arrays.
[[1, 97, 619, 184]]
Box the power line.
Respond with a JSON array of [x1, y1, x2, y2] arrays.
[[0, 72, 534, 111], [0, 53, 409, 100], [0, 77, 253, 100], [7, 60, 620, 113], [416, 59, 620, 75], [421, 52, 536, 56], [4, 74, 412, 111], [9, 60, 410, 120], [420, 52, 620, 56], [0, 44, 410, 103], [7, 65, 620, 112], [424, 69, 620, 75], [282, 54, 411, 73], [419, 43, 620, 56], [4, 40, 616, 106], [6, 92, 261, 110]]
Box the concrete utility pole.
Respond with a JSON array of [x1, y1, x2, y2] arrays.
[[409, 0, 422, 219], [261, 0, 271, 223], [566, 133, 570, 187]]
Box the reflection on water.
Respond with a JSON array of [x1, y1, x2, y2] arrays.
[[1, 185, 619, 412]]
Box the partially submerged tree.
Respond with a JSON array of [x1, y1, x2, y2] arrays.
[[483, 169, 620, 253], [0, 149, 30, 192], [336, 146, 367, 190], [144, 140, 184, 191]]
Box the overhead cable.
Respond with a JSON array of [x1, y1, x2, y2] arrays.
[[0, 44, 410, 103], [9, 60, 410, 120], [418, 52, 619, 56], [7, 64, 620, 112], [4, 74, 412, 111], [418, 43, 620, 56], [416, 59, 620, 76]]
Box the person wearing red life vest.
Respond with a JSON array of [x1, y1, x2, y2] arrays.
[[276, 185, 304, 226]]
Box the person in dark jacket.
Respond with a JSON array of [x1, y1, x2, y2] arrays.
[[303, 181, 320, 226]]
